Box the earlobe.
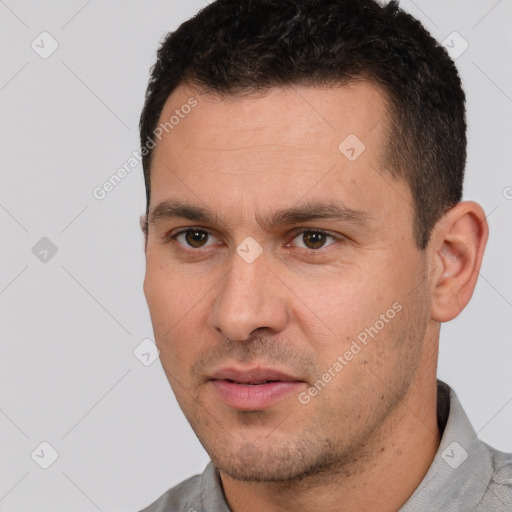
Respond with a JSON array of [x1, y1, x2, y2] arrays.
[[430, 201, 489, 322]]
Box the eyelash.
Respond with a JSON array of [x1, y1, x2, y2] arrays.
[[164, 227, 342, 253]]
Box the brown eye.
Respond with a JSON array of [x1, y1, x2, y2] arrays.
[[302, 231, 327, 249], [290, 230, 338, 250], [184, 230, 209, 248], [170, 228, 221, 251]]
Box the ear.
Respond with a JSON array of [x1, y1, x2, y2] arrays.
[[428, 201, 489, 322], [140, 214, 148, 253]]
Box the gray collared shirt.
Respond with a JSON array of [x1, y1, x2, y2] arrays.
[[140, 382, 512, 511]]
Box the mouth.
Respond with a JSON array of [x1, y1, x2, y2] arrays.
[[208, 367, 306, 410], [225, 380, 281, 385]]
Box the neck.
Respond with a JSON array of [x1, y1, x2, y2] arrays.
[[220, 371, 440, 512]]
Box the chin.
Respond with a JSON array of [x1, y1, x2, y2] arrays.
[[209, 436, 342, 484]]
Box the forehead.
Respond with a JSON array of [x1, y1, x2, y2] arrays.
[[154, 81, 390, 161], [149, 82, 412, 234]]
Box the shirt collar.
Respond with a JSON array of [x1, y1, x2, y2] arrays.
[[400, 380, 494, 510], [200, 458, 231, 512]]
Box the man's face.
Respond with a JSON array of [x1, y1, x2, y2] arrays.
[[143, 82, 433, 482]]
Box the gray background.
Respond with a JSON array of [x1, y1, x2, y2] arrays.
[[0, 0, 511, 510]]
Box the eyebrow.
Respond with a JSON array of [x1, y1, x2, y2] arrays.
[[148, 199, 371, 229], [149, 200, 213, 224], [263, 201, 371, 229]]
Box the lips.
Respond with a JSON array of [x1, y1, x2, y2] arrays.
[[210, 368, 300, 384], [208, 367, 305, 410]]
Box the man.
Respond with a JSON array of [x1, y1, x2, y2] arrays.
[[138, 0, 512, 510]]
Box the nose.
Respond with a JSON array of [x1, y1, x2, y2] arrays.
[[209, 252, 290, 342]]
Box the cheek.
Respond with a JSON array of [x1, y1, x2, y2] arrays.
[[144, 253, 205, 321], [144, 269, 188, 346], [289, 259, 419, 368], [144, 264, 214, 370], [290, 267, 394, 329]]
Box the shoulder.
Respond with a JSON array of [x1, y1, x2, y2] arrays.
[[139, 473, 202, 512], [477, 445, 512, 511], [138, 462, 226, 512]]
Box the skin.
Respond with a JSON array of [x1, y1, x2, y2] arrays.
[[143, 82, 488, 512]]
